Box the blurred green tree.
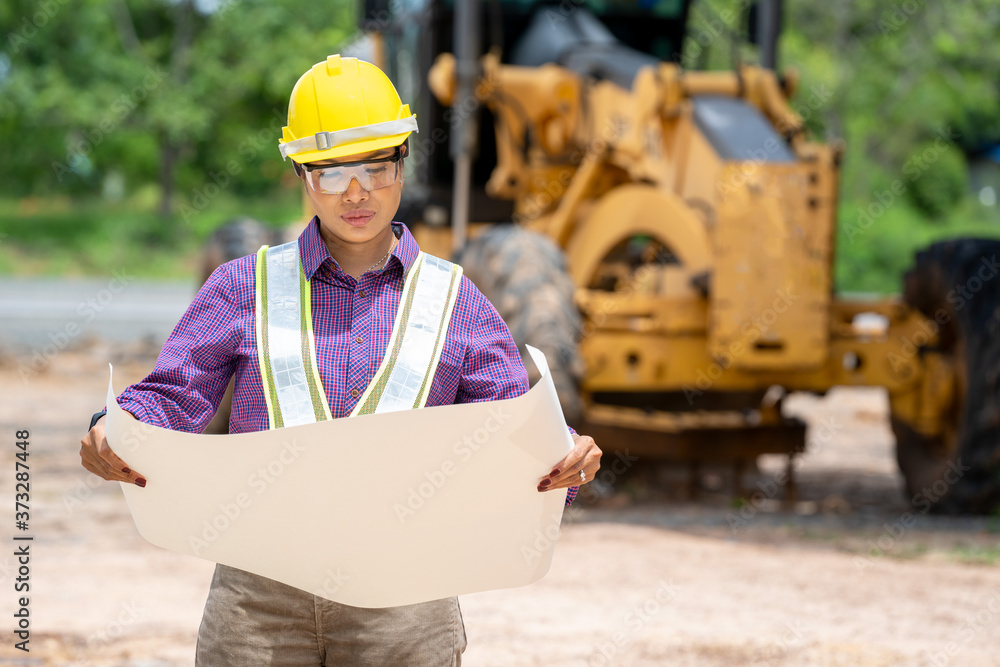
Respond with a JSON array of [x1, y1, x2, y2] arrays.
[[2, 0, 999, 288], [0, 0, 355, 216], [781, 0, 1000, 209]]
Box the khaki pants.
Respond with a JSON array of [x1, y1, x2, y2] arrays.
[[196, 565, 467, 666]]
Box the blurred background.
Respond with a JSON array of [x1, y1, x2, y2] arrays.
[[3, 1, 1000, 665], [0, 0, 998, 287]]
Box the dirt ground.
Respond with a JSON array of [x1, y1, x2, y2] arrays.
[[1, 342, 998, 666]]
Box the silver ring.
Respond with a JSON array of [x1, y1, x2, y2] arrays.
[[580, 470, 586, 483]]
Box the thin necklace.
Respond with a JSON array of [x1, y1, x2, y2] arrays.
[[365, 235, 397, 273]]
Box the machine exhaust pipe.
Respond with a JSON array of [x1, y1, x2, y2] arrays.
[[450, 0, 482, 254], [756, 0, 783, 71]]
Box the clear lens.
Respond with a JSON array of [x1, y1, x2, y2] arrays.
[[307, 160, 399, 194]]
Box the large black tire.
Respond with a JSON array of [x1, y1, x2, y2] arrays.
[[896, 238, 1000, 514], [456, 226, 586, 426]]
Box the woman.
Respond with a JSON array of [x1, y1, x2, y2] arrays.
[[80, 54, 602, 666]]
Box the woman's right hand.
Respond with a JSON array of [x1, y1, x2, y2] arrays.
[[80, 415, 147, 487]]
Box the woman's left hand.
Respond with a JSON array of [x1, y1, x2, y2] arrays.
[[538, 433, 602, 492]]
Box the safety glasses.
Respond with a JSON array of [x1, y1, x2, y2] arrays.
[[300, 146, 403, 195]]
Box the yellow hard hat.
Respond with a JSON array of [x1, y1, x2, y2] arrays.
[[279, 54, 418, 163]]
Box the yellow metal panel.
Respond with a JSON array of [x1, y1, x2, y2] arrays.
[[675, 117, 723, 214], [709, 163, 831, 369]]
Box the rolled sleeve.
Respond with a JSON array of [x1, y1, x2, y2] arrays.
[[115, 263, 242, 432], [455, 290, 529, 404]]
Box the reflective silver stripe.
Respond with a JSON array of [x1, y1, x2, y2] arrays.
[[412, 256, 463, 409], [256, 242, 460, 427], [374, 254, 461, 414], [262, 241, 319, 427], [278, 117, 419, 160]]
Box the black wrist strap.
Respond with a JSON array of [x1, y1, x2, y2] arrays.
[[89, 410, 107, 431]]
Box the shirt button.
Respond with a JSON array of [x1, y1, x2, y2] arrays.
[[355, 336, 364, 344], [359, 289, 367, 298], [350, 388, 359, 398]]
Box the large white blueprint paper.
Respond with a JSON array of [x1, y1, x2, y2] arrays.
[[107, 346, 573, 608]]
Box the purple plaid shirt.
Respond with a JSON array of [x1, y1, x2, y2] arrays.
[[117, 218, 578, 505]]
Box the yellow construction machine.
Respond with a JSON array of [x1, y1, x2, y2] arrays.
[[206, 0, 998, 512], [348, 0, 1000, 514]]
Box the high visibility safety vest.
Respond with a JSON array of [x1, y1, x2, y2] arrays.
[[254, 240, 464, 429]]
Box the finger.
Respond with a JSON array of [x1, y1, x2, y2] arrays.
[[539, 438, 602, 490], [87, 452, 147, 487], [539, 434, 594, 480], [543, 464, 595, 490], [81, 433, 147, 487], [80, 448, 130, 482], [93, 413, 147, 486], [540, 450, 581, 482], [79, 447, 116, 481], [94, 431, 127, 470], [80, 440, 127, 481], [79, 432, 119, 479], [545, 437, 598, 482], [538, 463, 593, 491], [537, 452, 584, 490]]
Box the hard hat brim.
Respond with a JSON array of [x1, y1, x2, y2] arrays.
[[288, 132, 412, 165]]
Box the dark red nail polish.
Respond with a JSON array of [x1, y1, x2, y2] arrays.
[[135, 477, 147, 488], [539, 478, 551, 486], [550, 468, 561, 476], [537, 486, 546, 492], [121, 467, 131, 474]]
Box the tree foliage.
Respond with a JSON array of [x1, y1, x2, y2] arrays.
[[0, 0, 355, 215], [780, 0, 1000, 214], [2, 0, 999, 288]]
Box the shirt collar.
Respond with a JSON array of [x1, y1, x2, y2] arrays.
[[298, 216, 420, 281]]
